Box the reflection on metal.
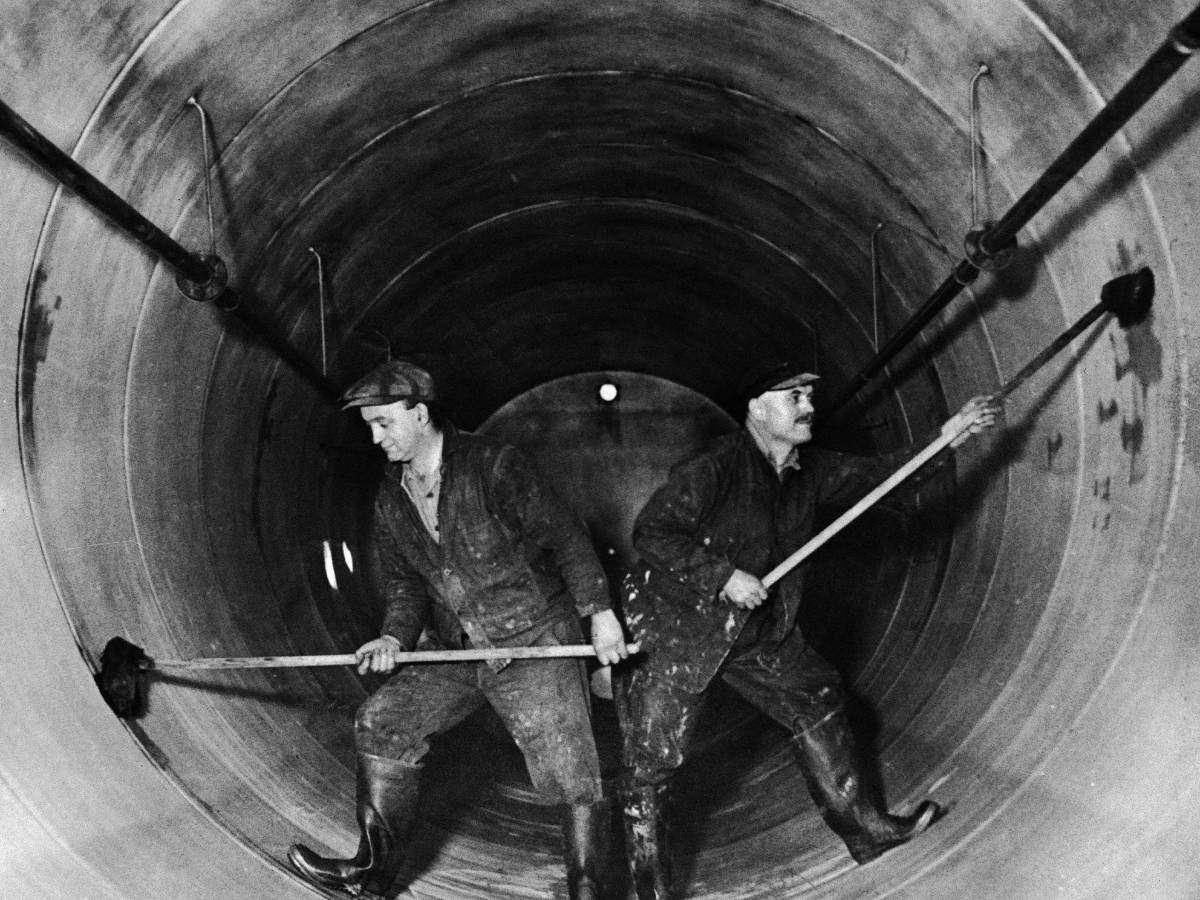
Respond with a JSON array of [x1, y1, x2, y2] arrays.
[[968, 63, 991, 229], [322, 539, 339, 590], [828, 3, 1200, 416], [342, 540, 355, 573]]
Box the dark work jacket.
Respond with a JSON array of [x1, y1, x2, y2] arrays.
[[623, 429, 932, 691], [372, 426, 611, 670]]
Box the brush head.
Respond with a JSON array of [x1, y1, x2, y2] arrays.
[[1102, 267, 1155, 329], [95, 636, 150, 719]]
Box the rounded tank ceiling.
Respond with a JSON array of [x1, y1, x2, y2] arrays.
[[2, 2, 1199, 898]]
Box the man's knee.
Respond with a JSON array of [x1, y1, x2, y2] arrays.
[[354, 695, 428, 762], [619, 675, 699, 781], [786, 685, 847, 737], [621, 709, 691, 785], [354, 693, 395, 736]]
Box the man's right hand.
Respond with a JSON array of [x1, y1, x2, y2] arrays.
[[355, 635, 403, 675], [720, 569, 768, 609]]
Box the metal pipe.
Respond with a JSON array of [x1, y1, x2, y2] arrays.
[[0, 96, 339, 400], [981, 5, 1199, 256], [827, 2, 1200, 417], [221, 295, 341, 399], [0, 97, 212, 284]]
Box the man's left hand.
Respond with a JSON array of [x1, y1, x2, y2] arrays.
[[942, 395, 1001, 449], [589, 609, 629, 666]]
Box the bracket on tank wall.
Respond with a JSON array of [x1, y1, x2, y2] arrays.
[[826, 2, 1200, 417], [0, 95, 338, 400]]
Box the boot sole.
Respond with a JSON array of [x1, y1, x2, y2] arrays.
[[287, 845, 367, 895], [848, 802, 939, 864]]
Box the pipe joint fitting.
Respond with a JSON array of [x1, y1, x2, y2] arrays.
[[963, 224, 1017, 272], [1171, 22, 1199, 54], [175, 253, 229, 303]]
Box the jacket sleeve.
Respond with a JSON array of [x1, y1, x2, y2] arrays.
[[631, 452, 736, 601], [490, 445, 612, 618], [816, 431, 953, 509], [371, 495, 431, 649]]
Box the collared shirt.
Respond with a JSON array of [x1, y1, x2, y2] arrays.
[[371, 426, 611, 669], [399, 440, 444, 541], [747, 421, 803, 477]]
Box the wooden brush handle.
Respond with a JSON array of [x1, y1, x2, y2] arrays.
[[762, 428, 961, 589], [152, 643, 641, 670]]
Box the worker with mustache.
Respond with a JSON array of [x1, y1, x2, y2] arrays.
[[615, 359, 997, 897], [288, 357, 628, 899]]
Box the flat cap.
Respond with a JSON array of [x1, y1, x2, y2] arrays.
[[738, 359, 819, 403], [340, 359, 436, 410]]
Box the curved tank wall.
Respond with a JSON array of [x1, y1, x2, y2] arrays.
[[1, 1, 1199, 897]]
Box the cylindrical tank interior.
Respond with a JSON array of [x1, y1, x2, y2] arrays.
[[2, 2, 1199, 898]]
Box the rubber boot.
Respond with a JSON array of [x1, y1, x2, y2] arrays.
[[792, 711, 938, 864], [619, 781, 672, 900], [562, 800, 607, 900], [288, 753, 420, 897]]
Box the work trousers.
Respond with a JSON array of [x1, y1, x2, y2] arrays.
[[619, 631, 847, 786], [355, 619, 604, 805]]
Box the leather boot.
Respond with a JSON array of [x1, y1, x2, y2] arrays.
[[288, 753, 420, 896], [792, 711, 938, 864], [619, 780, 672, 900], [562, 800, 607, 900]]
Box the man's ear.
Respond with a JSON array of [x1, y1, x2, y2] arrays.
[[746, 396, 762, 422], [413, 402, 429, 425]]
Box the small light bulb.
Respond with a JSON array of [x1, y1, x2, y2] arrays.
[[598, 382, 619, 403]]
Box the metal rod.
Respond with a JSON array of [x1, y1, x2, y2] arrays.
[[826, 4, 1200, 417], [969, 63, 991, 228], [991, 304, 1109, 404], [992, 267, 1153, 403], [826, 259, 979, 417], [221, 292, 341, 399], [981, 4, 1199, 257], [768, 271, 1152, 588], [186, 96, 217, 260], [870, 222, 885, 351], [0, 96, 340, 400], [309, 246, 327, 377], [0, 96, 211, 283]]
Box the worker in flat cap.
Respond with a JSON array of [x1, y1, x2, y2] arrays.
[[615, 359, 997, 897], [288, 358, 629, 899]]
